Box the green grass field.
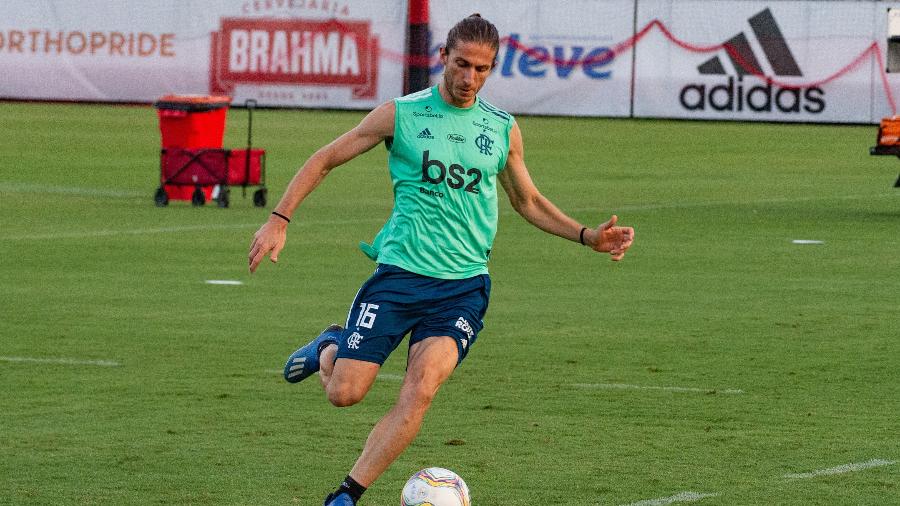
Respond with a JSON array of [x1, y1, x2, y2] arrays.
[[0, 101, 897, 505]]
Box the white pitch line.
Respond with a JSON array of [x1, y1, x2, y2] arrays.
[[1, 182, 891, 212], [625, 193, 897, 211], [3, 189, 891, 241], [783, 459, 897, 479], [1, 219, 391, 241], [619, 491, 719, 506], [3, 223, 259, 241], [572, 383, 744, 395], [265, 369, 404, 382], [0, 356, 121, 367], [552, 193, 897, 216], [205, 280, 244, 285], [0, 182, 144, 198]]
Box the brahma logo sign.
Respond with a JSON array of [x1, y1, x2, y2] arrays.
[[680, 8, 825, 115], [209, 17, 379, 99]]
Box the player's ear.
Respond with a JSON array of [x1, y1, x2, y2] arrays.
[[439, 46, 448, 64]]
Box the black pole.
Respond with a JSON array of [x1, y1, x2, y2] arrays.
[[244, 99, 256, 194]]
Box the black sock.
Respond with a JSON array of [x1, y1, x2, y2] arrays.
[[335, 475, 366, 503]]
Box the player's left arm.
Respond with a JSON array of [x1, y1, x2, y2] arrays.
[[498, 121, 635, 261]]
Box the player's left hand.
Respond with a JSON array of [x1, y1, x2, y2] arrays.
[[591, 215, 634, 261]]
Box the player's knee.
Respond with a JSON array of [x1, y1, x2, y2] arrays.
[[400, 378, 440, 409], [326, 382, 367, 407], [414, 384, 439, 405]]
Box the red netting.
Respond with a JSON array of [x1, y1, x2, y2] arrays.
[[611, 19, 895, 113], [383, 18, 898, 115]]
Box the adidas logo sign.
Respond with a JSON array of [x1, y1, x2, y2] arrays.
[[698, 8, 801, 78], [680, 8, 825, 115], [417, 128, 434, 139]]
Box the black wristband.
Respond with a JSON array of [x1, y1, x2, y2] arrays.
[[271, 211, 291, 223], [579, 227, 588, 246]]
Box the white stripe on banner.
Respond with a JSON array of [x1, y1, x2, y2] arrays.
[[783, 459, 897, 479], [0, 356, 121, 367]]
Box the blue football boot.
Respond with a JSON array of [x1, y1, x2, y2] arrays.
[[283, 324, 343, 383], [323, 492, 356, 505]]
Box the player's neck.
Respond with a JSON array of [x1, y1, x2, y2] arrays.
[[437, 83, 476, 109]]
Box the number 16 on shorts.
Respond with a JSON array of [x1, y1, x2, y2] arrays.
[[356, 303, 379, 329]]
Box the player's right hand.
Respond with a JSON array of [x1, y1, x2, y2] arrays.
[[248, 217, 288, 273], [592, 215, 634, 261]]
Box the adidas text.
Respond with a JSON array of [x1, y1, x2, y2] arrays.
[[680, 76, 825, 114]]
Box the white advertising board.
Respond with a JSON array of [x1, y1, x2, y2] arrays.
[[4, 1, 900, 123], [872, 2, 900, 121], [428, 1, 635, 117], [632, 0, 888, 123], [0, 0, 407, 109]]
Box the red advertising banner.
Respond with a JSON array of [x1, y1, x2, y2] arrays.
[[210, 17, 379, 99]]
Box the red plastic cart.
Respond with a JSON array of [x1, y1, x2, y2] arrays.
[[154, 96, 267, 207]]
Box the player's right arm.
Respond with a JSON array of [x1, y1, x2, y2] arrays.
[[248, 101, 396, 273], [499, 121, 634, 261]]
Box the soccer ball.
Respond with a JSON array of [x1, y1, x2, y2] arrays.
[[400, 467, 471, 506]]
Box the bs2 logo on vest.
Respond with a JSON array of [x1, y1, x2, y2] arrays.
[[679, 8, 824, 115]]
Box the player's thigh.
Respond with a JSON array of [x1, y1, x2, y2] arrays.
[[410, 273, 490, 366], [399, 336, 459, 405], [337, 266, 418, 365]]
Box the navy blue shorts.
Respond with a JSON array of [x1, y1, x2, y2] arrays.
[[336, 264, 491, 366]]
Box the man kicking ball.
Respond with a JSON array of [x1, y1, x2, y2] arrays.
[[248, 14, 635, 505]]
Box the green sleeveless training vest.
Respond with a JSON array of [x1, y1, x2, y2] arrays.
[[360, 85, 514, 279]]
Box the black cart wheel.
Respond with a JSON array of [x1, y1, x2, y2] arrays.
[[217, 186, 230, 208], [253, 188, 267, 207], [154, 187, 169, 207], [191, 186, 206, 206]]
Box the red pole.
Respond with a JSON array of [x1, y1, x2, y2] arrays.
[[405, 0, 430, 94]]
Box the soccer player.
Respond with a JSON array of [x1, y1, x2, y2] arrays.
[[248, 14, 635, 506]]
